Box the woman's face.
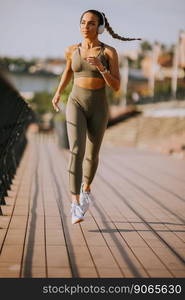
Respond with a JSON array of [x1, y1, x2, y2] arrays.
[[80, 12, 99, 38]]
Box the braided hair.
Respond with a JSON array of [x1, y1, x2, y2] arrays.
[[80, 9, 142, 41]]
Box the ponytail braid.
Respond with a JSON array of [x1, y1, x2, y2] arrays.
[[80, 9, 142, 41], [102, 12, 142, 41]]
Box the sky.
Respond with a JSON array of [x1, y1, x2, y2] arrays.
[[1, 0, 185, 59]]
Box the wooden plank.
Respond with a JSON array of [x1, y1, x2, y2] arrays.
[[0, 205, 14, 216], [48, 267, 72, 278], [104, 149, 185, 212], [100, 156, 185, 251], [0, 262, 21, 277], [21, 138, 46, 277], [60, 145, 151, 277], [61, 148, 146, 277], [93, 177, 173, 277], [0, 143, 35, 278], [30, 267, 46, 278], [1, 132, 184, 278], [109, 146, 185, 179], [0, 229, 6, 249], [46, 141, 99, 277], [39, 140, 71, 277], [2, 139, 39, 278], [2, 229, 26, 246], [47, 246, 71, 268], [0, 245, 23, 265], [54, 142, 134, 277], [0, 217, 10, 230], [0, 142, 30, 245]]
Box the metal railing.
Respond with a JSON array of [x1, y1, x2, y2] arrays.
[[0, 71, 36, 213]]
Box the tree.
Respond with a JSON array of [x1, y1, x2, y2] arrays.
[[140, 40, 152, 52]]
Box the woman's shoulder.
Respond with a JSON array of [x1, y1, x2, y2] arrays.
[[103, 43, 116, 53], [102, 43, 118, 58], [64, 43, 80, 60]]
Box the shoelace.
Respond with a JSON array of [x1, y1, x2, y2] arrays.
[[81, 190, 94, 206], [82, 195, 89, 208], [71, 203, 84, 215], [80, 183, 95, 207]]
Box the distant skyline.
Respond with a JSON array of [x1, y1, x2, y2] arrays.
[[1, 0, 185, 59]]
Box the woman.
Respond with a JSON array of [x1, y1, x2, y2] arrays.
[[52, 9, 141, 224]]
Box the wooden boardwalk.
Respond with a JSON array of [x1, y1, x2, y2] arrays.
[[0, 129, 185, 278]]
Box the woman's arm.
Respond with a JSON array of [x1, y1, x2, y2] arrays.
[[52, 46, 75, 112], [86, 46, 121, 91], [55, 46, 74, 95], [98, 47, 120, 91]]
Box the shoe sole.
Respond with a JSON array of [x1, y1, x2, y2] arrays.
[[72, 218, 84, 225]]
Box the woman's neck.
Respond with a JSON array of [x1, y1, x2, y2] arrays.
[[81, 38, 101, 49]]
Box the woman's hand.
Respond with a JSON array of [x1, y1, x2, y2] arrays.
[[52, 92, 61, 112], [85, 56, 104, 71]]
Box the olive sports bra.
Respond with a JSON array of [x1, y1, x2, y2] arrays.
[[71, 42, 109, 79]]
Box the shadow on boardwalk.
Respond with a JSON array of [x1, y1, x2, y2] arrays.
[[0, 128, 185, 278]]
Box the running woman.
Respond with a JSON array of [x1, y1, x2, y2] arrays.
[[52, 9, 141, 224]]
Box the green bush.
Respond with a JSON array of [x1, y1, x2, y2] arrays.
[[29, 91, 53, 115], [59, 77, 73, 104], [155, 80, 171, 94], [29, 77, 74, 115]]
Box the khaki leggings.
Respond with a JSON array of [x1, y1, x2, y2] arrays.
[[66, 84, 109, 195]]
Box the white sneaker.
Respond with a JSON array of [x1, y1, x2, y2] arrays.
[[80, 182, 94, 215], [70, 202, 84, 224]]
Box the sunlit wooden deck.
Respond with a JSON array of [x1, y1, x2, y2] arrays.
[[0, 129, 185, 278]]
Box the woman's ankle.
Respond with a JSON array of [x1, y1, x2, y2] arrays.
[[71, 194, 80, 204], [82, 182, 91, 192], [72, 201, 80, 205]]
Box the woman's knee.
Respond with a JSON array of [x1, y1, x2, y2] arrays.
[[85, 153, 99, 165]]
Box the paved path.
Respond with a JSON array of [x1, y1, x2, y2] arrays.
[[0, 130, 185, 278]]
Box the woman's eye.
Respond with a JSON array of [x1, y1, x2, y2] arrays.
[[82, 22, 94, 25]]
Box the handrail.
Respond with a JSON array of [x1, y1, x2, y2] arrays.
[[0, 70, 37, 212]]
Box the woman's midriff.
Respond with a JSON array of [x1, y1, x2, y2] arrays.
[[74, 77, 106, 89]]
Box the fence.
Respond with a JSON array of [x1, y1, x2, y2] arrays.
[[0, 71, 37, 212]]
